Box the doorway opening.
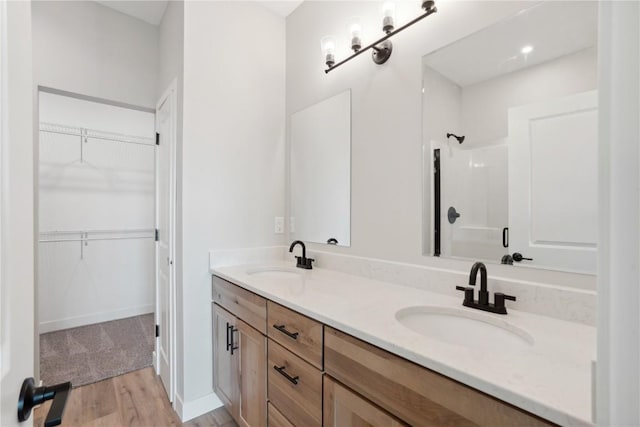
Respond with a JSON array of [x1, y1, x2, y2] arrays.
[[35, 88, 167, 391]]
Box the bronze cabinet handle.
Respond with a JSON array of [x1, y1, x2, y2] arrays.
[[273, 365, 299, 385], [273, 324, 299, 340]]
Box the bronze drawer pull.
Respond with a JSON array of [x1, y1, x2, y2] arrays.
[[229, 326, 238, 355], [273, 324, 299, 340], [273, 365, 299, 385]]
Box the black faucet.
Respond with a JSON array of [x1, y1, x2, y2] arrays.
[[455, 262, 516, 315], [469, 262, 489, 305], [501, 254, 514, 265], [289, 240, 314, 270]]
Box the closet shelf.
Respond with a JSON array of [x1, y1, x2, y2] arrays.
[[38, 228, 155, 243], [40, 122, 155, 146]]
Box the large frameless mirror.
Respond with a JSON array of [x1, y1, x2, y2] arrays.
[[422, 2, 598, 274], [290, 90, 351, 247]]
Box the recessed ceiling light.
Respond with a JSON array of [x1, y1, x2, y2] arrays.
[[521, 45, 534, 55]]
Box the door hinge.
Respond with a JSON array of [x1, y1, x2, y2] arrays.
[[156, 132, 160, 145], [155, 324, 160, 337], [155, 229, 159, 241]]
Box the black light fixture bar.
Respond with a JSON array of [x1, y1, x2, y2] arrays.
[[325, 6, 438, 74]]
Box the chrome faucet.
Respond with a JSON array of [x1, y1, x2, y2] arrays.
[[455, 262, 516, 315], [289, 240, 314, 270]]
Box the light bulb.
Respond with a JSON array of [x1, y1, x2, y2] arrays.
[[521, 45, 534, 55], [382, 2, 395, 33], [321, 35, 336, 67], [350, 18, 362, 52]]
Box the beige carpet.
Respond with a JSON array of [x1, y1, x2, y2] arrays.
[[40, 314, 154, 387]]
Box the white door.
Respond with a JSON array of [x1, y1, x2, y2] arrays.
[[508, 90, 598, 273], [155, 82, 176, 402], [0, 2, 36, 426]]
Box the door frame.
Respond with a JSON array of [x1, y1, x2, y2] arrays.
[[1, 1, 35, 425], [33, 86, 156, 382], [154, 79, 177, 405]]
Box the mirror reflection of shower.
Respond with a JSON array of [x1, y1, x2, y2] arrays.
[[422, 1, 598, 273], [446, 133, 465, 144]]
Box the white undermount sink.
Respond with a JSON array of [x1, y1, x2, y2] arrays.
[[395, 306, 534, 351], [245, 266, 303, 279]]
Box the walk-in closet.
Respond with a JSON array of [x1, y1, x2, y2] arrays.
[[38, 91, 156, 387]]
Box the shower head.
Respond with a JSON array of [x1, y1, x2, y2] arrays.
[[446, 133, 465, 144]]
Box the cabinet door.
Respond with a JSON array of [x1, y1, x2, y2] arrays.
[[237, 319, 267, 427], [268, 403, 294, 427], [213, 304, 238, 417], [324, 376, 407, 427]]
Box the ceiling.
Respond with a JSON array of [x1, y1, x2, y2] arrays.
[[259, 1, 304, 17], [423, 1, 598, 87], [96, 1, 169, 26], [96, 0, 303, 26]]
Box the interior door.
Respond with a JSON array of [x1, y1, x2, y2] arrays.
[[155, 85, 175, 401], [508, 90, 598, 272], [0, 2, 36, 426]]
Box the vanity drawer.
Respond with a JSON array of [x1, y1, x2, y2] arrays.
[[212, 275, 267, 334], [267, 402, 294, 427], [324, 327, 555, 427], [267, 301, 323, 369], [268, 339, 322, 427]]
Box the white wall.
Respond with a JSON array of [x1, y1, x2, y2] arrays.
[[32, 0, 159, 108], [597, 1, 640, 424], [461, 47, 597, 145], [422, 67, 461, 256], [181, 1, 285, 405], [38, 92, 155, 332]]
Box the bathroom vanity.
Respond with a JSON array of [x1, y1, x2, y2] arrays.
[[211, 263, 594, 427]]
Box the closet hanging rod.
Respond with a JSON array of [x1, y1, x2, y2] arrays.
[[39, 228, 155, 236], [39, 235, 154, 243], [39, 122, 155, 147], [81, 133, 155, 147]]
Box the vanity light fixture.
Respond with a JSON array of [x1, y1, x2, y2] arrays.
[[322, 0, 438, 73]]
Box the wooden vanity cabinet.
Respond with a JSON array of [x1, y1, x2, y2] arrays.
[[213, 276, 557, 427], [267, 403, 294, 427], [324, 327, 556, 427], [213, 277, 268, 427], [268, 340, 322, 426], [212, 304, 237, 414], [266, 301, 324, 426], [324, 375, 407, 427], [267, 301, 323, 369]]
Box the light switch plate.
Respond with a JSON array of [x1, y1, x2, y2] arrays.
[[274, 217, 284, 234]]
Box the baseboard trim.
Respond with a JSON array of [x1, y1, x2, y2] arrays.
[[39, 304, 154, 333], [175, 391, 223, 422]]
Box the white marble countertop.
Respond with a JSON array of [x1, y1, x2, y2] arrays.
[[211, 262, 595, 426]]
